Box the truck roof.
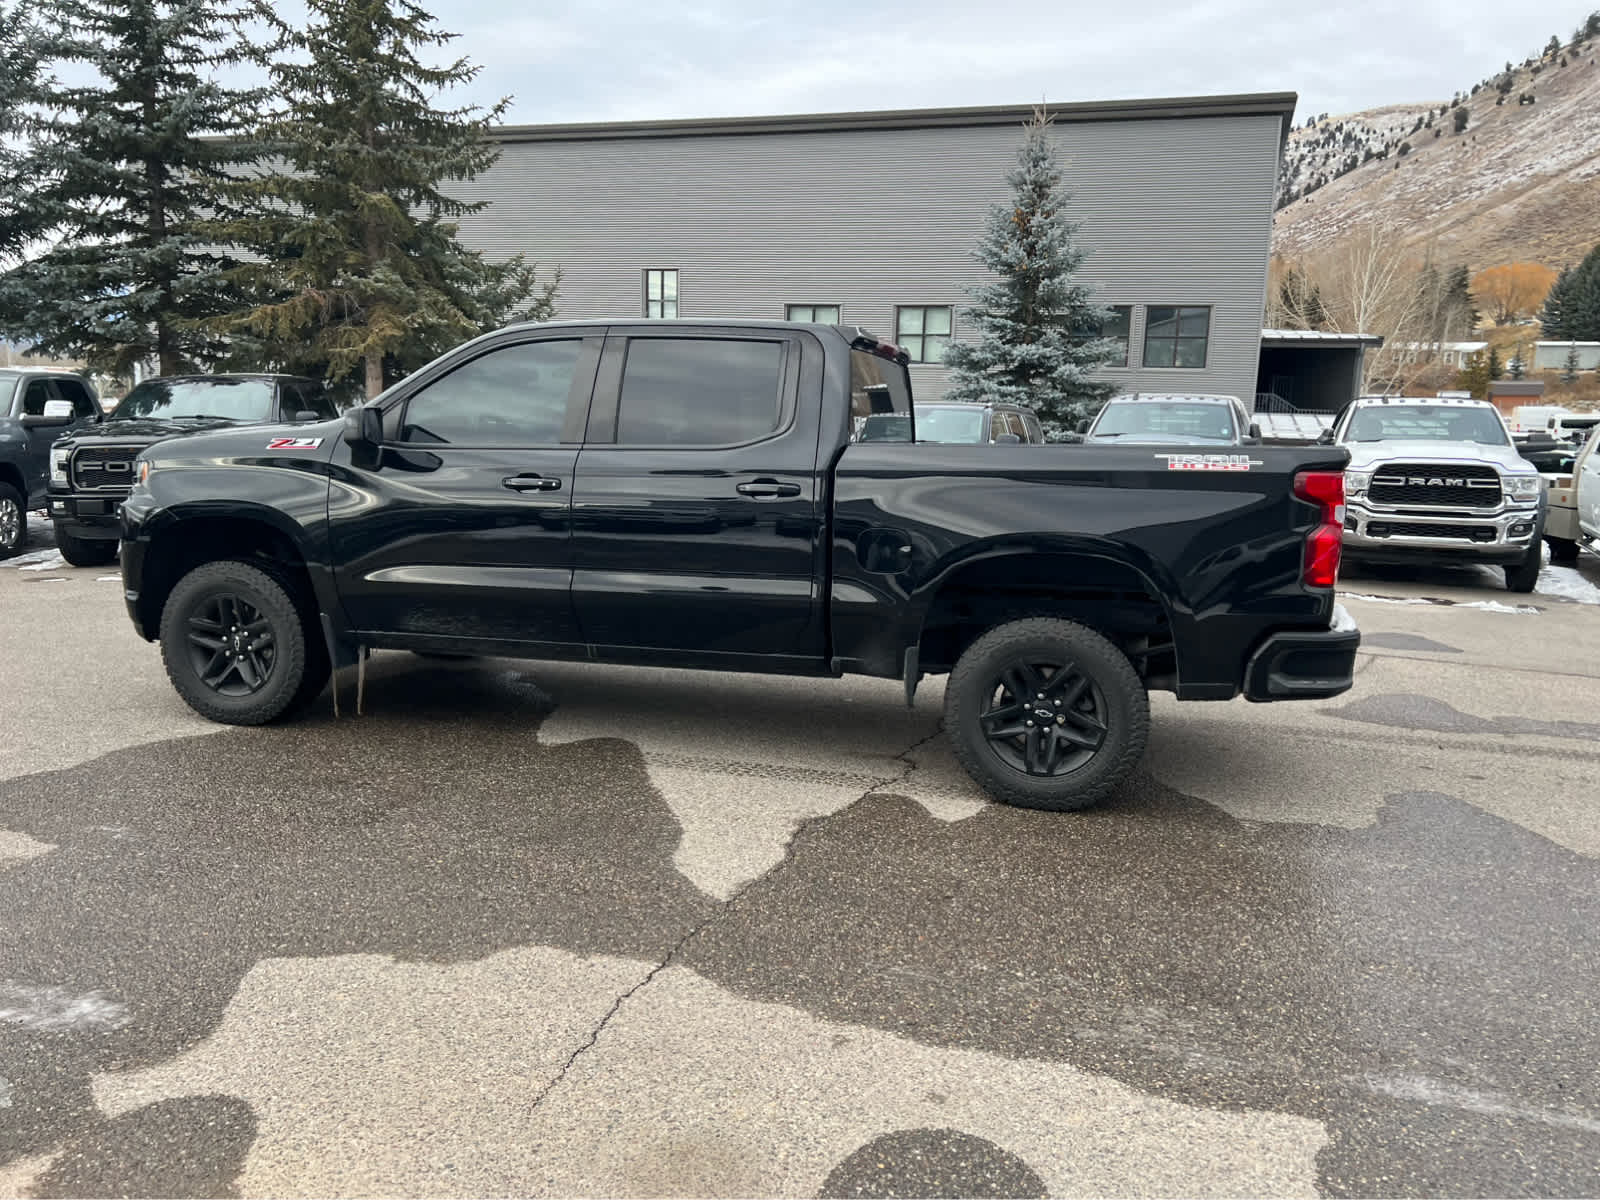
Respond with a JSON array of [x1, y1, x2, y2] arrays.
[[1105, 393, 1242, 405], [1353, 395, 1496, 408]]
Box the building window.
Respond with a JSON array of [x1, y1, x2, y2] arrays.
[[1072, 305, 1132, 367], [786, 303, 840, 323], [1143, 305, 1211, 368], [644, 269, 678, 319], [896, 305, 952, 363]]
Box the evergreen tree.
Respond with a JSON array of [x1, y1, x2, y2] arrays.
[[942, 109, 1119, 436], [1487, 346, 1503, 381], [0, 4, 50, 258], [1507, 350, 1525, 379], [207, 0, 556, 398], [1454, 350, 1492, 398], [1562, 343, 1580, 383], [1539, 244, 1600, 340], [0, 0, 265, 374]]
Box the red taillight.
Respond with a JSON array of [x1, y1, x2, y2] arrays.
[[1294, 470, 1345, 589]]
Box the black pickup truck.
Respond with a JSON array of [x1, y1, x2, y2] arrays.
[[119, 320, 1359, 811]]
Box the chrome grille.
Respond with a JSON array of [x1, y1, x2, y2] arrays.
[[71, 446, 139, 493], [1368, 462, 1500, 508]]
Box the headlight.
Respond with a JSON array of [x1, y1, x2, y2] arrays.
[[50, 447, 71, 484], [1344, 470, 1371, 499], [1505, 474, 1542, 500]]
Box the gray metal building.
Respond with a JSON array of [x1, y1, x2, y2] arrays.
[[453, 93, 1296, 403]]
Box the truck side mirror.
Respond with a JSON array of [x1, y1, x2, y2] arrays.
[[1248, 422, 1262, 440], [294, 410, 321, 423], [342, 405, 385, 469], [1076, 419, 1090, 435], [21, 398, 76, 429]]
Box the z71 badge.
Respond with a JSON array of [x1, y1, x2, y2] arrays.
[[266, 437, 324, 450], [1158, 453, 1264, 472]]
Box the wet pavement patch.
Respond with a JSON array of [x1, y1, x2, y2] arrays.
[[33, 1097, 257, 1199], [820, 1128, 1048, 1198], [681, 786, 1600, 1196], [1357, 632, 1463, 654], [1331, 692, 1600, 741]]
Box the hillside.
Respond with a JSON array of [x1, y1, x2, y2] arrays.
[[1272, 37, 1600, 270]]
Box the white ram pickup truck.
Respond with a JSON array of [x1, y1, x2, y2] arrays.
[[1544, 424, 1600, 563], [1321, 396, 1546, 592]]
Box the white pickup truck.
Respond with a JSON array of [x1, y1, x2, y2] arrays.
[[1544, 425, 1600, 563]]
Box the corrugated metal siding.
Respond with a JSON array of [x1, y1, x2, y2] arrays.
[[450, 113, 1282, 404]]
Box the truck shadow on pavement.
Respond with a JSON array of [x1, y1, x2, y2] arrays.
[[1, 661, 1597, 1197]]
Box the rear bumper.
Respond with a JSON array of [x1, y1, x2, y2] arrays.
[[1242, 603, 1360, 702]]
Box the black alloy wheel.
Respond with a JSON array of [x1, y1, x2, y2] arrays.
[[159, 560, 325, 725], [979, 658, 1109, 777], [946, 616, 1149, 812], [185, 591, 278, 696]]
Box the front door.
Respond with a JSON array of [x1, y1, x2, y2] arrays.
[[569, 327, 826, 664], [21, 377, 99, 503], [330, 333, 601, 647]]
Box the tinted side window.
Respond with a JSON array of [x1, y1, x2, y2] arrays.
[[55, 379, 98, 418], [292, 382, 338, 420], [616, 338, 784, 446], [1005, 412, 1027, 439], [1022, 414, 1044, 443], [402, 340, 583, 446]]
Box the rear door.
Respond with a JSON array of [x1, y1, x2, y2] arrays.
[[569, 326, 826, 663], [330, 331, 601, 645]]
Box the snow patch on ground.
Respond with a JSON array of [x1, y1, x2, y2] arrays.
[[0, 983, 131, 1032], [1340, 592, 1540, 614], [1537, 565, 1600, 605], [17, 552, 66, 572]]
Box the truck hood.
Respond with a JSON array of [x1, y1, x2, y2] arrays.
[[1342, 440, 1535, 474], [138, 417, 343, 464], [67, 416, 255, 444]]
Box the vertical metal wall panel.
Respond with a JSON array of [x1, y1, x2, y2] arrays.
[[451, 111, 1283, 404]]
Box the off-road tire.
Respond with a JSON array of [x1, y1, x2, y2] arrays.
[[0, 483, 25, 560], [54, 525, 118, 567], [159, 560, 325, 725], [1545, 536, 1581, 565], [945, 616, 1150, 812]]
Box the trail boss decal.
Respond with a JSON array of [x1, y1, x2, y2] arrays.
[[1158, 453, 1264, 472], [266, 437, 323, 450]]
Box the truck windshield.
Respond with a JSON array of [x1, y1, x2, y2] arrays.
[[1093, 401, 1236, 441], [1345, 405, 1508, 445], [111, 378, 274, 422], [914, 406, 987, 443], [849, 349, 913, 442]]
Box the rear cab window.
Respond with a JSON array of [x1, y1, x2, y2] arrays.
[[616, 338, 788, 446], [849, 347, 913, 443]]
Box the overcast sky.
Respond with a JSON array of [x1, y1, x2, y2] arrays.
[[422, 0, 1593, 127]]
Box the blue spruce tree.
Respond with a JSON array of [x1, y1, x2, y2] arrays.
[[943, 109, 1120, 436]]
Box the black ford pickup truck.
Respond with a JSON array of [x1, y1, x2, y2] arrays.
[[119, 320, 1359, 811]]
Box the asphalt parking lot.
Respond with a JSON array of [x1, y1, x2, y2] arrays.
[[3, 512, 1599, 1199]]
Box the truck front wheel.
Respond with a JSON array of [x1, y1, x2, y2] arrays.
[[159, 560, 326, 725], [1504, 538, 1543, 593], [54, 525, 118, 567], [945, 617, 1150, 812]]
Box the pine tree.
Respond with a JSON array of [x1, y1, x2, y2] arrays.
[[942, 109, 1119, 436], [1507, 350, 1525, 379], [1487, 346, 1503, 381], [1562, 343, 1580, 383], [207, 0, 556, 398], [1455, 350, 1492, 398], [1539, 245, 1600, 341], [0, 0, 265, 374], [0, 3, 50, 258]]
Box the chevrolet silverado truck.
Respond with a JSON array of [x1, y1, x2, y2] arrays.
[[1322, 395, 1546, 592], [0, 367, 101, 559], [48, 373, 336, 566], [118, 320, 1359, 812]]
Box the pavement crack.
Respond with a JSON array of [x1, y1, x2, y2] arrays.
[[527, 723, 948, 1112]]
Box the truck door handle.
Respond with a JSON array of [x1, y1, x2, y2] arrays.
[[502, 474, 562, 492], [736, 479, 802, 499]]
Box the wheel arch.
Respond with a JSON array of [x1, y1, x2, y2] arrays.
[[910, 545, 1182, 690]]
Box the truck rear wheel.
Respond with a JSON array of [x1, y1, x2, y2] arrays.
[[159, 560, 325, 725], [54, 525, 118, 567], [1545, 536, 1580, 565], [945, 617, 1150, 812]]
